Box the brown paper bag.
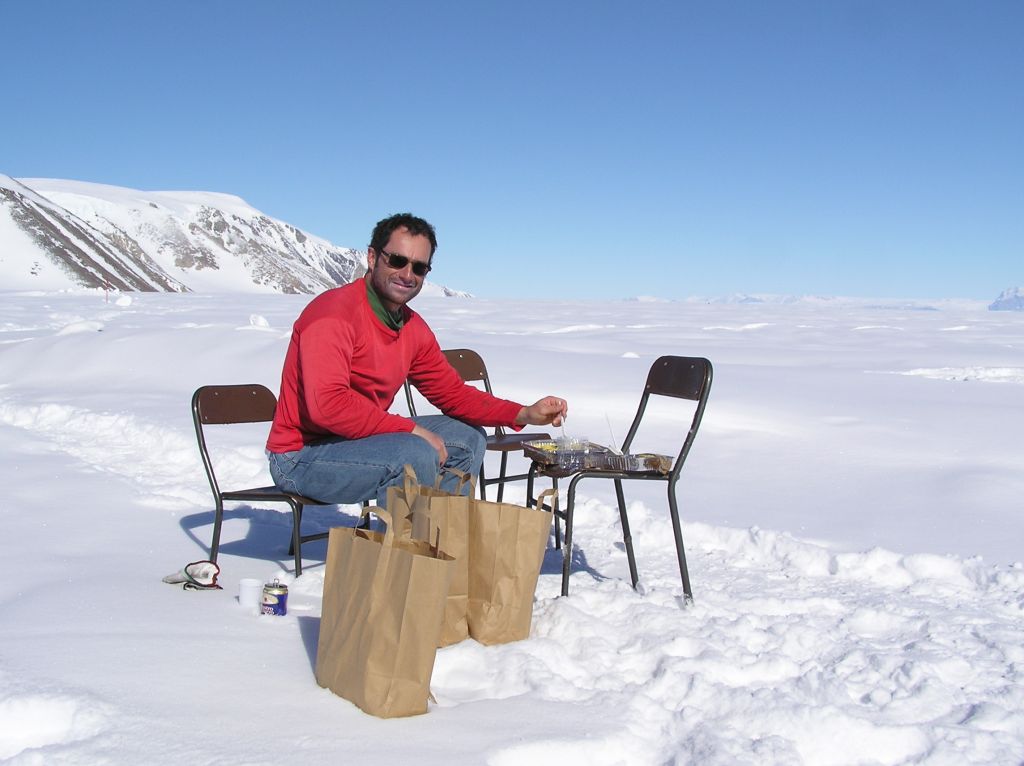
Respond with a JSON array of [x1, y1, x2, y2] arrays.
[[314, 506, 454, 718], [390, 466, 474, 647], [467, 488, 557, 645]]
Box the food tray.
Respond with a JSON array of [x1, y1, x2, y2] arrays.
[[522, 439, 673, 477]]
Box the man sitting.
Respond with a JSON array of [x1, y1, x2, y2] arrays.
[[267, 212, 567, 505]]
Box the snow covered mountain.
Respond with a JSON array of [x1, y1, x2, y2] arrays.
[[989, 287, 1024, 311], [1, 176, 460, 296]]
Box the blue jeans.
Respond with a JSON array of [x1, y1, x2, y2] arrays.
[[267, 415, 485, 507]]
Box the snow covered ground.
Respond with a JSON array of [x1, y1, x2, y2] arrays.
[[1, 289, 1023, 765]]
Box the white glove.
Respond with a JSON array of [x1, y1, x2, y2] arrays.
[[162, 560, 222, 590]]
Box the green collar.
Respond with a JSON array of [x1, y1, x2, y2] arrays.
[[365, 279, 405, 330]]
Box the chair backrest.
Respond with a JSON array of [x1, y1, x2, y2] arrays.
[[404, 348, 495, 416], [443, 348, 492, 391], [645, 356, 711, 401], [193, 384, 277, 425], [192, 384, 278, 498], [620, 356, 713, 479], [444, 348, 508, 435]]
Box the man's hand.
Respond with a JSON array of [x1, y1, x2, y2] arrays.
[[411, 424, 447, 465], [515, 396, 568, 427]]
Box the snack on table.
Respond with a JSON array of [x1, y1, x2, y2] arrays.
[[523, 439, 673, 477]]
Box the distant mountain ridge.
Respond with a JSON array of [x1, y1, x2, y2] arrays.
[[645, 291, 1015, 311], [0, 176, 464, 297], [989, 287, 1024, 311]]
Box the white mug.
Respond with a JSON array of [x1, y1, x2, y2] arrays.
[[238, 578, 263, 612]]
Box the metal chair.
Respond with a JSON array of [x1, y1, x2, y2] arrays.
[[404, 348, 555, 502], [191, 383, 331, 577], [526, 356, 713, 601]]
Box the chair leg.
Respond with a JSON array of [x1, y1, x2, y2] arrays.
[[552, 476, 562, 548], [495, 452, 509, 502], [561, 477, 581, 597], [527, 466, 562, 549], [287, 504, 301, 555], [358, 499, 373, 529], [479, 461, 488, 501], [209, 498, 225, 563], [290, 501, 304, 577], [667, 485, 693, 603], [614, 479, 639, 589]]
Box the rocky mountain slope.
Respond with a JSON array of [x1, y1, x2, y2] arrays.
[[1, 176, 442, 295]]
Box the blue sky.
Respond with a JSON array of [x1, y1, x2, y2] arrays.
[[3, 1, 1021, 300]]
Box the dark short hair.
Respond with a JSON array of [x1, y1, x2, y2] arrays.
[[369, 213, 437, 258]]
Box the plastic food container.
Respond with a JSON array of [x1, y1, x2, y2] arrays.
[[522, 439, 673, 477]]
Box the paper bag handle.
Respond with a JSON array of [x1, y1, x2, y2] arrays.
[[533, 487, 559, 514], [401, 464, 419, 499], [437, 466, 475, 494], [372, 506, 397, 548], [400, 464, 476, 497]]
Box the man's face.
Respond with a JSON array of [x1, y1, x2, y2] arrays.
[[366, 227, 432, 312]]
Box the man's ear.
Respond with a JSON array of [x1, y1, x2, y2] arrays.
[[366, 248, 377, 269]]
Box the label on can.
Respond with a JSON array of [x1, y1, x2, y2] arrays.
[[261, 580, 288, 616]]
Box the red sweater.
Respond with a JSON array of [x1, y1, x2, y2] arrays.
[[266, 280, 523, 453]]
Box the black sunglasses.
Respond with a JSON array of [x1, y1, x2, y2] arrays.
[[377, 249, 432, 277]]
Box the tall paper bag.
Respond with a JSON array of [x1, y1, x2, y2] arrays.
[[467, 488, 556, 645], [315, 506, 454, 718], [390, 466, 474, 647]]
